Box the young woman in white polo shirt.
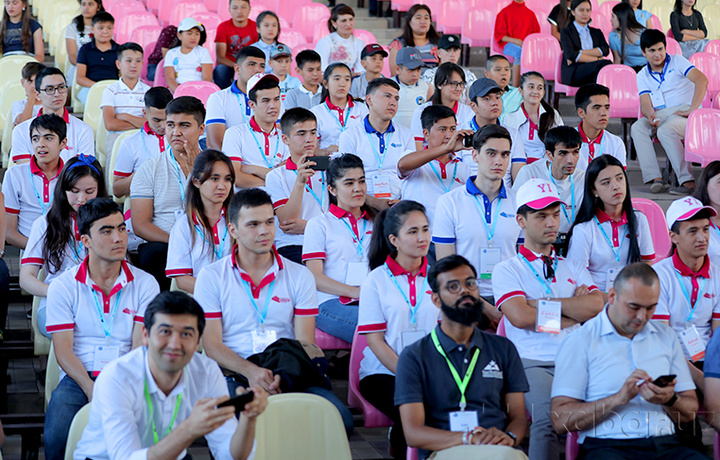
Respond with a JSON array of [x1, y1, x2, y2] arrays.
[[567, 155, 655, 297], [693, 161, 720, 265], [20, 154, 106, 338], [166, 150, 235, 294], [358, 200, 436, 457], [302, 154, 375, 343], [311, 63, 368, 154]]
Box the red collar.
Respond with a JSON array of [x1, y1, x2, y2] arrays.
[[37, 107, 70, 123], [143, 121, 161, 137], [249, 117, 277, 135], [231, 244, 284, 298], [596, 209, 627, 225], [385, 255, 428, 277], [329, 203, 367, 220], [74, 257, 134, 283], [30, 155, 64, 180], [519, 245, 556, 262], [521, 104, 538, 129], [325, 96, 354, 111], [672, 250, 710, 279], [285, 157, 299, 170], [578, 122, 603, 145]]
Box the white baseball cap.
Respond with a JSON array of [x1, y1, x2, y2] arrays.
[[247, 72, 280, 93], [177, 17, 204, 33], [665, 196, 717, 229], [515, 178, 565, 211]]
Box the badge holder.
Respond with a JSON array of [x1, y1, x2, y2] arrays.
[[679, 325, 706, 362], [251, 328, 277, 354], [449, 406, 479, 432], [401, 329, 426, 349], [479, 248, 502, 280], [92, 344, 120, 377], [372, 174, 392, 199], [536, 300, 562, 334]]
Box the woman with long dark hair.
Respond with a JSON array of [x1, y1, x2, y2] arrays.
[[19, 154, 107, 337], [315, 4, 365, 73], [388, 4, 439, 75], [670, 0, 709, 58], [567, 155, 655, 296], [166, 150, 235, 294], [693, 160, 720, 265], [610, 2, 647, 70]]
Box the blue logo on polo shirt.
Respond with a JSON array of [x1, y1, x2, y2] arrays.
[[390, 143, 400, 148], [500, 212, 515, 218]]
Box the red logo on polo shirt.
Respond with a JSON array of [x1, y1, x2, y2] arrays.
[[426, 290, 432, 295], [704, 293, 714, 299], [122, 307, 137, 316], [271, 295, 291, 303], [567, 278, 576, 285]]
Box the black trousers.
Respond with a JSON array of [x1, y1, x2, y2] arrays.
[[579, 435, 708, 460], [137, 242, 171, 291], [568, 59, 612, 87], [360, 374, 407, 460], [277, 245, 303, 265]]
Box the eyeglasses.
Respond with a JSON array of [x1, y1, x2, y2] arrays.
[[446, 81, 466, 90], [39, 85, 69, 96], [542, 255, 555, 280], [444, 279, 479, 294]]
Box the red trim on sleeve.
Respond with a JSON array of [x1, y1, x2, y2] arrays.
[[134, 315, 144, 323], [712, 313, 720, 319], [358, 323, 387, 333], [113, 171, 132, 177], [301, 252, 326, 261], [273, 199, 288, 209], [229, 156, 242, 162], [496, 290, 525, 308], [414, 137, 424, 142], [652, 314, 670, 320], [46, 323, 75, 332], [5, 207, 19, 215], [294, 308, 319, 316], [21, 257, 44, 265], [11, 153, 31, 162], [588, 285, 599, 292], [640, 254, 656, 261], [205, 312, 222, 319], [165, 268, 193, 277]]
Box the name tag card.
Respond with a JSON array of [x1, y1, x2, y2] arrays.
[[536, 300, 562, 334], [251, 329, 277, 354], [679, 326, 706, 362], [401, 330, 426, 349], [449, 410, 479, 432], [345, 261, 369, 286], [650, 90, 666, 111], [92, 345, 120, 377], [372, 174, 392, 199], [479, 248, 502, 280]]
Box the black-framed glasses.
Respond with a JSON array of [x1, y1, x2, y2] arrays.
[[39, 85, 69, 96], [446, 81, 466, 90], [444, 279, 479, 294]]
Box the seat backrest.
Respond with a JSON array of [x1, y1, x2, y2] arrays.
[[685, 108, 720, 165], [293, 3, 329, 41], [154, 58, 167, 87], [313, 24, 331, 43], [354, 29, 377, 46], [438, 0, 465, 29], [108, 128, 140, 201], [649, 14, 663, 32], [520, 33, 560, 81], [348, 328, 366, 408], [141, 40, 157, 85], [631, 197, 671, 263], [116, 11, 160, 44], [1, 108, 13, 164], [83, 79, 118, 135], [666, 37, 682, 56], [130, 25, 163, 51], [54, 28, 70, 73], [192, 11, 222, 32], [690, 52, 720, 97], [496, 317, 507, 337], [702, 5, 720, 40], [706, 39, 720, 58], [0, 55, 38, 91], [45, 342, 61, 410], [462, 7, 493, 44], [248, 3, 272, 21], [108, 0, 146, 20], [280, 28, 309, 50], [174, 81, 221, 105], [599, 0, 619, 22], [254, 394, 352, 460], [63, 403, 92, 460], [650, 3, 672, 33], [597, 64, 639, 118], [0, 79, 23, 139], [170, 0, 208, 29]]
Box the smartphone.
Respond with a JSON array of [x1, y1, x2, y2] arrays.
[[463, 133, 474, 148], [306, 155, 330, 171], [652, 374, 676, 388], [217, 390, 254, 410]]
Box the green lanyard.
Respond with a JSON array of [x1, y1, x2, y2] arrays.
[[144, 379, 182, 444], [430, 329, 480, 410]]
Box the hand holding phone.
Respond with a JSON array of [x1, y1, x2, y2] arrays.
[[652, 374, 676, 388], [306, 155, 330, 171], [217, 390, 254, 411]]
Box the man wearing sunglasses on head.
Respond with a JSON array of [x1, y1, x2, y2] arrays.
[[492, 178, 604, 460]]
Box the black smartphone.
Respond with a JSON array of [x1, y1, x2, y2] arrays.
[[306, 155, 330, 171], [463, 133, 474, 148], [652, 374, 676, 388], [217, 390, 254, 410]]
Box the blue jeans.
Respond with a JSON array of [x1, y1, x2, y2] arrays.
[[45, 375, 90, 460], [146, 63, 158, 82], [316, 298, 358, 344], [213, 64, 235, 89], [38, 306, 51, 338], [503, 42, 522, 63], [77, 86, 90, 105]]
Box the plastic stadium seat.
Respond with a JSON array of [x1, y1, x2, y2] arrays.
[[703, 5, 720, 39], [315, 329, 351, 350], [437, 0, 464, 34], [147, 0, 161, 15], [0, 79, 23, 140], [280, 29, 310, 50], [174, 81, 221, 105], [107, 129, 139, 202], [566, 432, 580, 460], [650, 3, 672, 33], [391, 0, 415, 13], [407, 447, 419, 460], [666, 37, 682, 55], [632, 198, 671, 262], [169, 1, 208, 30], [354, 29, 377, 46], [554, 54, 579, 103], [192, 11, 222, 33], [47, 11, 76, 55], [416, 0, 439, 20], [706, 39, 720, 57], [714, 95, 720, 109], [0, 55, 38, 92], [279, 0, 312, 28], [54, 27, 70, 73], [129, 25, 162, 52], [154, 58, 168, 87], [204, 29, 217, 64], [590, 9, 613, 38], [64, 404, 91, 460], [115, 12, 160, 44], [596, 64, 639, 118], [313, 25, 331, 44], [599, 0, 618, 21], [45, 343, 60, 410], [83, 80, 117, 136], [108, 0, 145, 20], [461, 7, 493, 48], [248, 3, 272, 22], [690, 52, 720, 106], [293, 3, 330, 42], [649, 14, 663, 31], [141, 40, 157, 85], [1, 109, 13, 167], [348, 328, 394, 428], [202, 0, 221, 17], [217, 4, 231, 22], [39, 2, 79, 32], [520, 33, 561, 82], [685, 109, 720, 167]]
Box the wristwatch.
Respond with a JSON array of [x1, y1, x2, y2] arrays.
[[0, 248, 4, 258], [506, 431, 517, 446], [663, 393, 678, 407]]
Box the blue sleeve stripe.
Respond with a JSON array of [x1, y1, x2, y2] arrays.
[[432, 236, 456, 244], [205, 118, 226, 125], [639, 90, 651, 95], [511, 158, 527, 163], [684, 65, 695, 76]]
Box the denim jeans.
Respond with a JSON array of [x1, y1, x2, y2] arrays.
[[45, 376, 90, 460], [213, 64, 235, 89], [316, 298, 358, 344], [38, 306, 51, 338]]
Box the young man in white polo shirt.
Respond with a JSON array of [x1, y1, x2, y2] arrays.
[[492, 178, 604, 460], [130, 96, 204, 291], [112, 86, 173, 198], [632, 29, 708, 195], [73, 291, 268, 460], [195, 188, 355, 434], [2, 114, 66, 250], [432, 124, 519, 328], [222, 73, 289, 189], [11, 67, 94, 163], [44, 198, 160, 460], [575, 84, 626, 171], [205, 46, 267, 150], [265, 107, 326, 264], [338, 77, 414, 210]]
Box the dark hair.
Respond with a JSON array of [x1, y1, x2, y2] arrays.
[[166, 96, 205, 126], [185, 150, 235, 259], [570, 0, 591, 10], [30, 114, 67, 141], [519, 71, 556, 141], [621, 0, 643, 10], [144, 86, 173, 109], [368, 200, 427, 270], [670, 209, 714, 237], [544, 126, 582, 153], [91, 11, 114, 26], [143, 291, 206, 338], [693, 160, 720, 206], [170, 22, 207, 49], [0, 0, 32, 55], [553, 0, 572, 31], [319, 62, 356, 103], [640, 28, 666, 51], [427, 254, 477, 293], [431, 62, 465, 105], [280, 107, 316, 134], [229, 0, 250, 6], [35, 67, 66, 92], [248, 76, 280, 102], [21, 61, 45, 81], [567, 155, 641, 264], [517, 202, 562, 218], [485, 55, 510, 71], [43, 156, 107, 273], [256, 11, 281, 41], [366, 77, 400, 96], [328, 4, 355, 33], [236, 43, 267, 63], [613, 262, 658, 294], [296, 49, 321, 69], [674, 0, 696, 12], [117, 41, 143, 60], [227, 188, 273, 225], [575, 83, 610, 112], [612, 3, 645, 63], [72, 0, 105, 41], [420, 104, 455, 131], [77, 197, 122, 236], [398, 4, 439, 48], [472, 124, 512, 151], [326, 154, 376, 220]]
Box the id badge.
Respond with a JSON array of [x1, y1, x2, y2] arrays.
[[372, 174, 392, 199], [605, 267, 620, 291], [536, 300, 562, 334], [345, 261, 369, 286], [92, 345, 120, 376], [679, 325, 706, 362], [479, 248, 502, 279], [449, 410, 479, 432], [401, 329, 426, 349], [251, 329, 277, 354], [650, 90, 666, 110]]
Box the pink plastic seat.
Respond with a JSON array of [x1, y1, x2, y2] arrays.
[[147, 0, 161, 15], [169, 1, 208, 29], [566, 432, 580, 460], [590, 9, 612, 38], [490, 17, 507, 60], [417, 0, 439, 20], [204, 29, 217, 64], [391, 0, 415, 12], [437, 0, 464, 34], [520, 33, 561, 82], [496, 317, 506, 337], [313, 25, 330, 44], [554, 53, 579, 98], [154, 58, 167, 87], [407, 447, 419, 460], [348, 328, 394, 428], [248, 3, 272, 21], [461, 7, 493, 48], [650, 14, 663, 31], [632, 198, 671, 262], [293, 3, 330, 42], [690, 52, 720, 106], [666, 37, 682, 55], [280, 29, 309, 50], [315, 329, 351, 350], [706, 39, 720, 58], [141, 40, 156, 85], [115, 12, 160, 44], [278, 0, 312, 27], [713, 95, 720, 109], [108, 0, 146, 21], [217, 5, 231, 21], [685, 108, 720, 167], [596, 64, 639, 118], [192, 11, 222, 33], [174, 81, 221, 104], [354, 29, 377, 46], [129, 25, 162, 51], [599, 0, 619, 22], [202, 0, 221, 17]]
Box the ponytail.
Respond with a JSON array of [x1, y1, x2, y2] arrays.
[[367, 200, 427, 270]]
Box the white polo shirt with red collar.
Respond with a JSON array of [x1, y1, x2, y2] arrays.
[[432, 179, 521, 296], [492, 246, 599, 361], [113, 122, 166, 179], [410, 101, 474, 144], [311, 97, 368, 150], [45, 258, 160, 379], [301, 204, 375, 305], [265, 157, 328, 248], [357, 256, 439, 379], [502, 104, 565, 162], [653, 252, 720, 359], [577, 123, 626, 171], [567, 210, 655, 292], [205, 81, 253, 130], [11, 108, 95, 163], [2, 156, 64, 237], [166, 211, 232, 278], [221, 117, 289, 169], [193, 247, 319, 359]]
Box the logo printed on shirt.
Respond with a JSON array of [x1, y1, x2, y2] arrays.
[[567, 278, 576, 285], [704, 293, 714, 299], [271, 295, 291, 303], [390, 143, 401, 148], [482, 360, 503, 379], [500, 212, 516, 218], [122, 307, 137, 316]]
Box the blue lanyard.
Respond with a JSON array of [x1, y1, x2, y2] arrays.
[[366, 131, 393, 171], [248, 123, 281, 169], [593, 216, 626, 263], [70, 240, 83, 262], [384, 264, 428, 327], [339, 216, 367, 260], [89, 285, 124, 340], [472, 194, 502, 245], [649, 56, 670, 87], [675, 270, 707, 322], [547, 163, 574, 225], [140, 130, 164, 157], [240, 279, 276, 326], [293, 170, 326, 210], [429, 160, 458, 193], [325, 102, 350, 131], [28, 166, 50, 214], [193, 221, 229, 261], [518, 253, 557, 298], [235, 90, 252, 118], [168, 149, 186, 203]]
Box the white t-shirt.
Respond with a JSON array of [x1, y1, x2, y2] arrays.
[[576, 124, 627, 171], [166, 212, 232, 278], [502, 104, 564, 162], [637, 54, 697, 110], [311, 98, 368, 150], [164, 46, 213, 85], [315, 32, 365, 73]]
